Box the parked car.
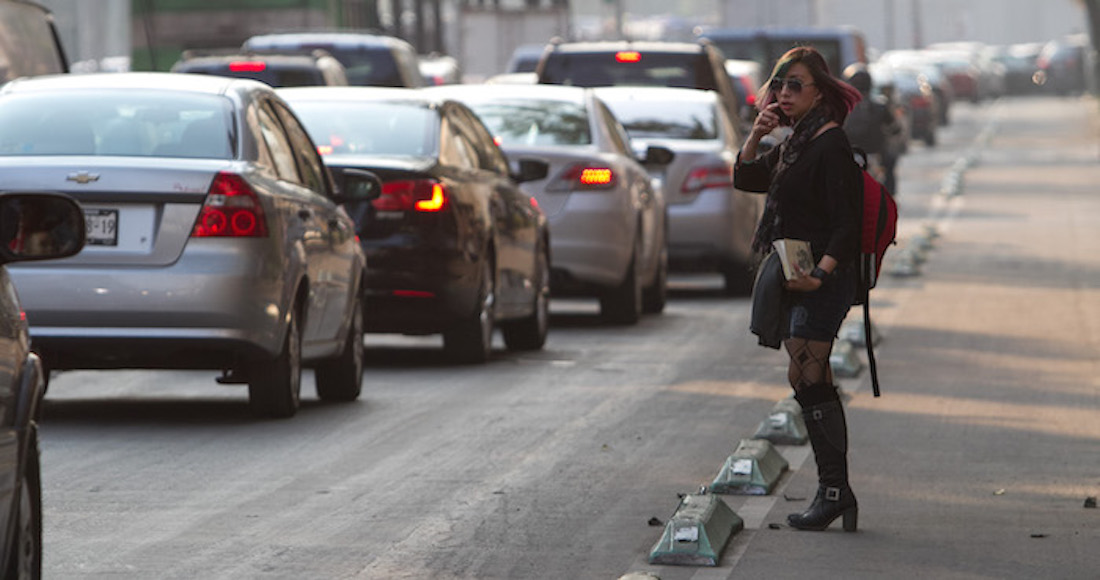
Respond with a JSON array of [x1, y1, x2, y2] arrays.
[[1035, 34, 1088, 95], [595, 86, 763, 295], [170, 50, 349, 86], [506, 43, 548, 74], [534, 40, 743, 127], [0, 192, 85, 579], [426, 83, 672, 322], [242, 31, 425, 87], [0, 72, 381, 418], [988, 42, 1044, 95], [724, 58, 763, 135], [872, 62, 936, 147], [279, 87, 551, 361]]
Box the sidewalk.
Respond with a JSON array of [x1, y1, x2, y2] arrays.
[[731, 96, 1100, 579]]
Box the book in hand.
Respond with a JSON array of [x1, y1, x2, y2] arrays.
[[772, 239, 813, 281]]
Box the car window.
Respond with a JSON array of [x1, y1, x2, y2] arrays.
[[463, 98, 592, 146], [272, 102, 327, 193], [256, 102, 300, 182], [454, 107, 509, 175], [0, 91, 234, 158], [594, 100, 632, 156], [540, 52, 718, 91], [327, 48, 405, 86], [439, 116, 477, 170], [290, 100, 436, 157], [602, 98, 719, 140]]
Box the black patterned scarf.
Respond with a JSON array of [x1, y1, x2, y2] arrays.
[[751, 106, 832, 256]]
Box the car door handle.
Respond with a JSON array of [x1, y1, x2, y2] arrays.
[[298, 209, 312, 220]]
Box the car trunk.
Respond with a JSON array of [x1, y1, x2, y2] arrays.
[[0, 157, 229, 267]]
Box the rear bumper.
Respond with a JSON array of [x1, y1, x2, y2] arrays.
[[362, 243, 481, 334], [667, 188, 753, 270], [545, 193, 634, 291]]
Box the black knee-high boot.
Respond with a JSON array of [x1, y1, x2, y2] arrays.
[[788, 384, 858, 532]]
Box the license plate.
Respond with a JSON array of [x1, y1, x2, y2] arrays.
[[84, 209, 118, 246]]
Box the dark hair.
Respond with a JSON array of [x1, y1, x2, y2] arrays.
[[757, 45, 862, 124]]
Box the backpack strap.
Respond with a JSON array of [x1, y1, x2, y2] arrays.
[[863, 286, 881, 397]]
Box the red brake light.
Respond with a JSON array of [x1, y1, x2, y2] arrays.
[[229, 61, 267, 72], [317, 145, 334, 155], [375, 179, 449, 212], [191, 172, 268, 238], [681, 163, 734, 194], [547, 164, 616, 192], [615, 51, 641, 63]]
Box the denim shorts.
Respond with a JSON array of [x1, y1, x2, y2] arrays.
[[788, 262, 857, 342]]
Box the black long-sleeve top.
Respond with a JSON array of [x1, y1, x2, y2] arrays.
[[734, 127, 861, 265]]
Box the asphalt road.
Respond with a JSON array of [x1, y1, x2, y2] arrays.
[[38, 95, 1098, 579]]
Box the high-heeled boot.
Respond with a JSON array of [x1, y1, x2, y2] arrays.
[[788, 384, 858, 532]]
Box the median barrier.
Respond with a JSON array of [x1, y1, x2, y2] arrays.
[[752, 397, 807, 445], [710, 438, 789, 495], [647, 493, 743, 566]]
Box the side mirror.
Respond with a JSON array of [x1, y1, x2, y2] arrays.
[[641, 145, 675, 166], [0, 193, 86, 264], [511, 158, 549, 184], [334, 168, 383, 203]]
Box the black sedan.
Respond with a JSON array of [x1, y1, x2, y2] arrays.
[[279, 87, 551, 364]]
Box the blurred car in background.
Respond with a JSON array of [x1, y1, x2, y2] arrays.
[[988, 42, 1045, 95], [1035, 34, 1088, 95], [880, 50, 954, 126], [506, 43, 548, 74], [535, 40, 743, 126], [419, 53, 462, 85], [596, 86, 763, 295], [0, 72, 380, 418], [724, 58, 762, 135], [697, 26, 869, 80], [426, 83, 672, 323], [242, 31, 425, 87], [280, 87, 551, 361], [170, 50, 349, 86], [872, 62, 936, 146], [0, 192, 86, 579]]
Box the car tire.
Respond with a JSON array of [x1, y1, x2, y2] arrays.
[[6, 432, 41, 580], [502, 246, 550, 351], [444, 256, 495, 364], [248, 306, 302, 418], [601, 243, 642, 325], [314, 290, 364, 402], [642, 240, 668, 314]]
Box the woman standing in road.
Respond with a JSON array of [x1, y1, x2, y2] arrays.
[[734, 46, 864, 532]]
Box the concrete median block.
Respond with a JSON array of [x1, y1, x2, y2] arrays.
[[888, 247, 922, 277], [752, 397, 807, 445], [648, 493, 743, 566], [710, 438, 789, 495], [830, 340, 863, 378]]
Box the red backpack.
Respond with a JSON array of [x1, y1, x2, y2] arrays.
[[852, 148, 898, 397]]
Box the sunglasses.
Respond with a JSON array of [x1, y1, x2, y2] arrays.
[[769, 77, 814, 93]]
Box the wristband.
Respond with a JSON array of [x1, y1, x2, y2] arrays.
[[810, 267, 829, 281]]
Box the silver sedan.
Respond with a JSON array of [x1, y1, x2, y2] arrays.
[[426, 84, 672, 324], [0, 72, 380, 418], [596, 86, 765, 295]]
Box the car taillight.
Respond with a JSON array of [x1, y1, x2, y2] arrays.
[[681, 163, 734, 194], [546, 164, 616, 192], [229, 61, 267, 72], [615, 51, 641, 63], [374, 179, 449, 213], [909, 95, 931, 109], [191, 172, 268, 238]]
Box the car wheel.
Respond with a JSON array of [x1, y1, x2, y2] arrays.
[[600, 243, 642, 325], [248, 306, 302, 418], [6, 432, 41, 580], [314, 290, 364, 402], [642, 240, 668, 314], [502, 246, 550, 351], [443, 256, 495, 364]]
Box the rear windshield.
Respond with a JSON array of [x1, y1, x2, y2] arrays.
[[709, 37, 845, 78], [462, 99, 591, 146], [245, 42, 403, 86], [288, 101, 437, 157], [540, 52, 719, 91], [0, 91, 234, 158], [602, 99, 718, 140], [184, 64, 324, 87]]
